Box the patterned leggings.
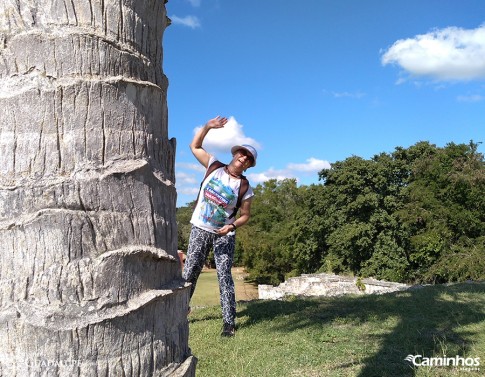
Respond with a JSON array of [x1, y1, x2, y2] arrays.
[[182, 226, 237, 326]]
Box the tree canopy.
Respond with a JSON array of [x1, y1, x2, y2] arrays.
[[177, 141, 485, 285]]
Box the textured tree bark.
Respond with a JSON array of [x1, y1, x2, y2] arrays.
[[0, 0, 195, 376]]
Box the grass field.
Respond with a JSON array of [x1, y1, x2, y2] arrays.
[[190, 268, 258, 308], [188, 275, 485, 377]]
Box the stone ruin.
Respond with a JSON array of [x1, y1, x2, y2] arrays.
[[258, 273, 411, 300]]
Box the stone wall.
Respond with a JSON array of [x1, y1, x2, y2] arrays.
[[259, 273, 410, 300]]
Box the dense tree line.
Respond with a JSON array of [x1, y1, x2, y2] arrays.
[[177, 141, 485, 285]]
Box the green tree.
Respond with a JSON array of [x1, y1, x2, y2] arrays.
[[397, 141, 485, 282], [176, 141, 485, 285], [318, 153, 411, 280], [176, 200, 195, 252], [238, 179, 305, 284]]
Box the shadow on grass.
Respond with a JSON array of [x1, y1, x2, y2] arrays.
[[238, 282, 485, 376]]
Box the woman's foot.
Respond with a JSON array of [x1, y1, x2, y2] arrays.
[[221, 322, 236, 337]]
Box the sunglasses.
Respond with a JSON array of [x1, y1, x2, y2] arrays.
[[237, 149, 254, 164]]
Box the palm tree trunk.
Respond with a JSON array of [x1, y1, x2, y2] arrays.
[[0, 0, 195, 375]]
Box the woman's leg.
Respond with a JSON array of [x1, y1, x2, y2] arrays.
[[182, 226, 214, 298], [213, 234, 236, 327]]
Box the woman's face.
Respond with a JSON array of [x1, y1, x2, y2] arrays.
[[232, 149, 254, 170]]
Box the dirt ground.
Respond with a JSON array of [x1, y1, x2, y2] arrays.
[[230, 267, 259, 301]]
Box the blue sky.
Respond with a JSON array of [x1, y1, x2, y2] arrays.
[[163, 0, 485, 207]]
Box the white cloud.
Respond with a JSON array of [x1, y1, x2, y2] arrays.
[[194, 116, 261, 154], [247, 158, 331, 185], [187, 0, 202, 7], [381, 24, 485, 81], [287, 158, 331, 172], [175, 155, 331, 203], [175, 171, 198, 185], [247, 170, 292, 185], [176, 162, 205, 173], [170, 15, 201, 29], [175, 170, 201, 199], [176, 119, 329, 203], [175, 163, 206, 196], [178, 186, 200, 196], [175, 116, 261, 201], [457, 94, 485, 102], [323, 89, 366, 99]]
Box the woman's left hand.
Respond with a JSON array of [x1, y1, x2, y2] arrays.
[[216, 225, 234, 235]]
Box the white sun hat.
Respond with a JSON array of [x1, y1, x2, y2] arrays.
[[231, 144, 258, 167]]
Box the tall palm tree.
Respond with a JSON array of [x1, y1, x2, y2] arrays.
[[0, 0, 195, 375]]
